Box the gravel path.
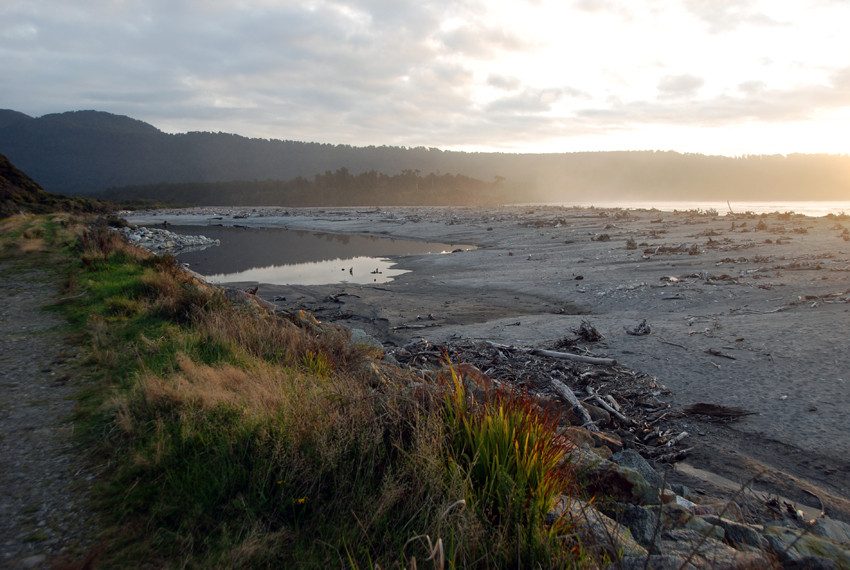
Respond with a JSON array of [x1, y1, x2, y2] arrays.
[[0, 264, 99, 569]]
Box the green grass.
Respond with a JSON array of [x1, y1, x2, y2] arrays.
[[1, 214, 596, 568]]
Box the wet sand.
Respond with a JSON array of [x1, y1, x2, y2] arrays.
[[124, 205, 850, 520]]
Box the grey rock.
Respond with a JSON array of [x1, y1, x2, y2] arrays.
[[20, 554, 47, 568], [702, 514, 767, 550], [811, 517, 850, 545], [618, 503, 661, 549], [611, 448, 663, 490], [613, 554, 695, 569], [764, 525, 850, 568], [349, 328, 384, 353]]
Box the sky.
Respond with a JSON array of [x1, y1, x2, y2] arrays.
[[2, 0, 850, 156]]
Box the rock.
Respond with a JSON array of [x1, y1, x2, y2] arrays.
[[548, 497, 647, 559], [702, 514, 767, 550], [576, 451, 660, 505], [658, 529, 771, 569], [811, 517, 850, 545], [617, 503, 661, 550], [20, 554, 47, 568], [114, 225, 220, 254], [763, 525, 850, 568], [349, 328, 384, 356], [561, 426, 596, 448], [660, 503, 724, 541], [611, 449, 663, 490], [614, 554, 696, 569], [566, 402, 610, 427]]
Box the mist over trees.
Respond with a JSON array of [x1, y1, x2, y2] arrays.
[[102, 168, 511, 207], [1, 109, 848, 205]]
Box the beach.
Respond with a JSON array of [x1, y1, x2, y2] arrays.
[[124, 205, 850, 520]]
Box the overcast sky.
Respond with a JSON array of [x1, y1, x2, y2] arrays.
[[2, 0, 850, 155]]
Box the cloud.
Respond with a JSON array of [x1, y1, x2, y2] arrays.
[[657, 74, 705, 98], [486, 87, 584, 114], [1, 0, 849, 154], [487, 74, 522, 90], [682, 0, 788, 34], [577, 66, 850, 127], [438, 24, 535, 58]]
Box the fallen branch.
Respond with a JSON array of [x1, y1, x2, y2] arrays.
[[550, 377, 599, 433], [657, 337, 687, 350], [484, 341, 618, 367], [588, 386, 634, 425], [705, 348, 736, 360], [531, 348, 618, 367], [392, 323, 442, 331]]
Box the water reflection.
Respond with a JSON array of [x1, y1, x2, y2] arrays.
[[170, 225, 469, 285], [204, 256, 408, 285]]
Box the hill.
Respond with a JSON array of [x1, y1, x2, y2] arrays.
[[1, 109, 849, 203], [0, 152, 108, 217]]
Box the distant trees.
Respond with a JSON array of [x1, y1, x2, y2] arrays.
[[2, 110, 849, 202], [101, 168, 513, 207]]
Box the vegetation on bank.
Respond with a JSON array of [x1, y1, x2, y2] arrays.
[[1, 213, 600, 568]]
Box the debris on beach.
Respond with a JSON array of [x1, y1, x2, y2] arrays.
[[625, 319, 652, 336]]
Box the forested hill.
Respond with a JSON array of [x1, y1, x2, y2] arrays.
[[1, 109, 849, 203], [0, 153, 107, 217]]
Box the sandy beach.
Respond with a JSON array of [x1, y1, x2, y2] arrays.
[[124, 205, 850, 521]]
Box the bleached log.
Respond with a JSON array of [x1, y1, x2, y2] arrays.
[[587, 387, 633, 425], [531, 348, 618, 367], [551, 378, 599, 432]]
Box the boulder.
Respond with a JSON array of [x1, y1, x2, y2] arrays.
[[701, 515, 767, 550], [763, 525, 850, 568], [657, 529, 771, 569], [811, 517, 850, 545], [548, 497, 647, 559], [576, 450, 660, 505], [611, 449, 663, 490], [348, 328, 384, 356]]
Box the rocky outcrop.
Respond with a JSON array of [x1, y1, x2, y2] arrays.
[[550, 430, 850, 569]]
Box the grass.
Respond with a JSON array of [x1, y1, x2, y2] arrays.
[[1, 214, 595, 568]]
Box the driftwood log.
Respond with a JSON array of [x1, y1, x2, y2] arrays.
[[550, 377, 599, 433], [484, 341, 617, 367]]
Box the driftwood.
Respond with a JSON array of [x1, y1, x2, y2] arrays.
[[625, 319, 651, 336], [550, 377, 599, 433], [705, 348, 736, 360], [530, 348, 618, 367], [485, 341, 618, 367], [588, 386, 634, 425], [391, 322, 442, 331]]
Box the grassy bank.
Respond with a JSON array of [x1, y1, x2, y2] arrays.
[[1, 214, 595, 568]]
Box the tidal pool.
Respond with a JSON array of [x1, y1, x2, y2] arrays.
[[170, 225, 471, 285]]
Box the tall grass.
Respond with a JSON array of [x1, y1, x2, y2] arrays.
[[3, 217, 592, 568], [442, 364, 579, 566]]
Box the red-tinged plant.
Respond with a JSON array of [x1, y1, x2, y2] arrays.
[[442, 363, 576, 561]]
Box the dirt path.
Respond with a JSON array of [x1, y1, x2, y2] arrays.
[[0, 263, 98, 569]]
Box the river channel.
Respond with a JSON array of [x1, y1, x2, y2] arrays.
[[170, 224, 472, 285]]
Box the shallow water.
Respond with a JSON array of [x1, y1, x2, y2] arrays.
[[170, 225, 470, 285]]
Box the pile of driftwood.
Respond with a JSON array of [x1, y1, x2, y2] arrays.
[[389, 335, 697, 464]]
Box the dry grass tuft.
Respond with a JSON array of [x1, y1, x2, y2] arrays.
[[137, 353, 300, 422]]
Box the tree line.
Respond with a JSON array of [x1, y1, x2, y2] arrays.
[[102, 168, 512, 207]]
